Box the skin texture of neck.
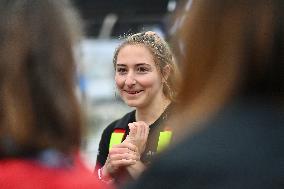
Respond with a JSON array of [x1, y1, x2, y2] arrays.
[[135, 95, 171, 125]]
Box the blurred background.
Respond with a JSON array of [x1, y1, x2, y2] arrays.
[[71, 0, 181, 170]]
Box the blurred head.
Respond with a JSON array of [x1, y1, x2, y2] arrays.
[[171, 0, 284, 125], [113, 31, 180, 106], [0, 0, 83, 157]]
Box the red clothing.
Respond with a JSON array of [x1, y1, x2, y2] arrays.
[[0, 156, 109, 189]]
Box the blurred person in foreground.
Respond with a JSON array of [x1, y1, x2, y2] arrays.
[[95, 31, 180, 187], [123, 0, 284, 188], [0, 0, 107, 188]]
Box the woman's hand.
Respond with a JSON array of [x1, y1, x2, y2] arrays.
[[101, 142, 139, 178], [124, 121, 150, 179], [102, 122, 150, 180], [126, 160, 147, 179], [125, 121, 150, 154]]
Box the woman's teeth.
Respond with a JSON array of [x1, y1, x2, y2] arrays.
[[128, 91, 140, 94]]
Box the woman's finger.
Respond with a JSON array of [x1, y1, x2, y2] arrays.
[[112, 141, 138, 152]]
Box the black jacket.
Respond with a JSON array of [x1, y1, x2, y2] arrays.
[[123, 100, 284, 189], [96, 106, 172, 186]]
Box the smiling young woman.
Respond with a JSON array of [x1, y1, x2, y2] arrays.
[[95, 31, 180, 187]]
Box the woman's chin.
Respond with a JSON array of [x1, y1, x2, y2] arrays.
[[125, 102, 138, 107], [123, 99, 141, 108]]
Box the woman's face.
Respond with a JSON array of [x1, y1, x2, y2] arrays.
[[115, 44, 164, 108]]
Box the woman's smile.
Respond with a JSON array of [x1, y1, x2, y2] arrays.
[[123, 89, 144, 96]]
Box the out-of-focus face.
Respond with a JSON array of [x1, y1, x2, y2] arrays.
[[115, 44, 164, 108]]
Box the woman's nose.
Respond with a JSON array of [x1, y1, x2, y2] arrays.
[[125, 73, 137, 86]]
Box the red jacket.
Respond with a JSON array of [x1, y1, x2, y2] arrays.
[[0, 155, 109, 189]]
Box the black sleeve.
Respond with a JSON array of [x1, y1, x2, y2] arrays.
[[94, 111, 133, 171], [95, 121, 117, 170]]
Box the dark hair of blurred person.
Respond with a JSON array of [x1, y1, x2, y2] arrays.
[[123, 0, 284, 188], [171, 0, 283, 133], [0, 0, 107, 188]]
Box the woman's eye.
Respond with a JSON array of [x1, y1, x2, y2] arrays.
[[137, 67, 149, 73], [116, 67, 127, 74]]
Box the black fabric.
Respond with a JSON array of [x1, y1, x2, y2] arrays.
[[95, 105, 172, 186], [95, 111, 134, 170], [123, 100, 284, 189]]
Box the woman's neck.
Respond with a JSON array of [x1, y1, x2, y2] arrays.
[[135, 97, 171, 125]]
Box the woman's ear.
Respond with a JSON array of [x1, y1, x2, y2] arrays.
[[162, 65, 171, 82]]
